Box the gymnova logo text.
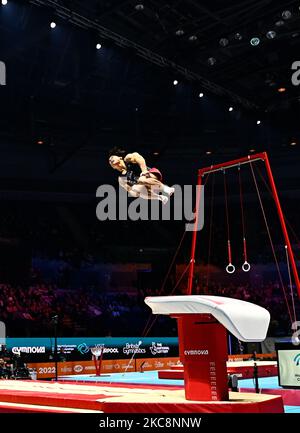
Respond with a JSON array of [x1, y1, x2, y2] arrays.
[[294, 353, 300, 366], [184, 349, 209, 355], [96, 184, 204, 232], [12, 346, 46, 355]]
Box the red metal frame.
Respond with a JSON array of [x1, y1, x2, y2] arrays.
[[187, 151, 300, 298], [187, 171, 203, 293]]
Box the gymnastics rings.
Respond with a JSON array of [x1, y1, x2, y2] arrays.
[[226, 263, 236, 274], [242, 261, 251, 272]]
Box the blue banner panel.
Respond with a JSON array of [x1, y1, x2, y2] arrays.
[[3, 337, 179, 362]]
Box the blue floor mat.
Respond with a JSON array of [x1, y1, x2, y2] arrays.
[[59, 370, 184, 386]]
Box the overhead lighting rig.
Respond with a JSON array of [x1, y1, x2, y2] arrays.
[[29, 0, 259, 110]]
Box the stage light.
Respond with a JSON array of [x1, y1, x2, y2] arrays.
[[37, 140, 44, 145], [1, 0, 8, 5], [228, 106, 233, 112], [207, 57, 216, 66], [249, 149, 256, 153], [96, 43, 102, 49], [266, 30, 276, 39], [282, 10, 292, 20], [290, 141, 297, 146], [199, 92, 204, 98], [50, 22, 56, 29], [175, 29, 184, 36], [189, 35, 198, 42], [275, 20, 285, 27], [257, 120, 261, 125], [206, 151, 212, 155], [250, 37, 260, 46], [153, 151, 160, 156], [278, 87, 286, 93], [219, 38, 229, 47], [135, 4, 144, 11], [234, 33, 243, 41], [173, 79, 178, 86]]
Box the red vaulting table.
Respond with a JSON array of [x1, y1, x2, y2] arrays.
[[145, 295, 270, 402]]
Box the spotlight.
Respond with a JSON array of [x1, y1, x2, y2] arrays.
[[219, 38, 229, 47], [275, 20, 285, 27], [37, 140, 44, 145], [234, 33, 243, 41], [189, 35, 198, 42], [207, 57, 216, 66], [96, 43, 102, 49], [290, 141, 297, 146], [175, 29, 184, 36], [1, 0, 8, 5], [206, 151, 212, 155], [266, 30, 276, 39], [135, 4, 144, 11], [257, 120, 261, 125], [282, 10, 292, 20], [153, 151, 160, 156], [173, 79, 178, 86], [278, 87, 286, 93], [50, 22, 56, 29], [228, 106, 234, 112], [199, 92, 204, 98], [250, 37, 260, 46]]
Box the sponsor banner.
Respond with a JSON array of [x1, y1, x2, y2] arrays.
[[27, 359, 134, 379], [102, 359, 135, 374], [27, 357, 180, 379], [6, 337, 178, 362], [134, 357, 180, 373], [12, 346, 46, 355]]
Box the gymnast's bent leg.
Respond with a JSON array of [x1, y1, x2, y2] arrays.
[[138, 173, 174, 197], [131, 184, 168, 204]]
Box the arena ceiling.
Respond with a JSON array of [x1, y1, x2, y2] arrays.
[[28, 0, 300, 108], [0, 0, 300, 189]]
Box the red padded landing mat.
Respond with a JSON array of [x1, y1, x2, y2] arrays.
[[159, 361, 278, 380], [240, 388, 300, 406], [0, 380, 283, 413]]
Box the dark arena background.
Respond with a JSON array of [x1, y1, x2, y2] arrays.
[[0, 0, 300, 423]]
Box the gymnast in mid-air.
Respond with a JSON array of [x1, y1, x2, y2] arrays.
[[108, 147, 174, 204]]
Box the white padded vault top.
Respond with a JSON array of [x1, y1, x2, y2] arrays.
[[144, 295, 270, 342]]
